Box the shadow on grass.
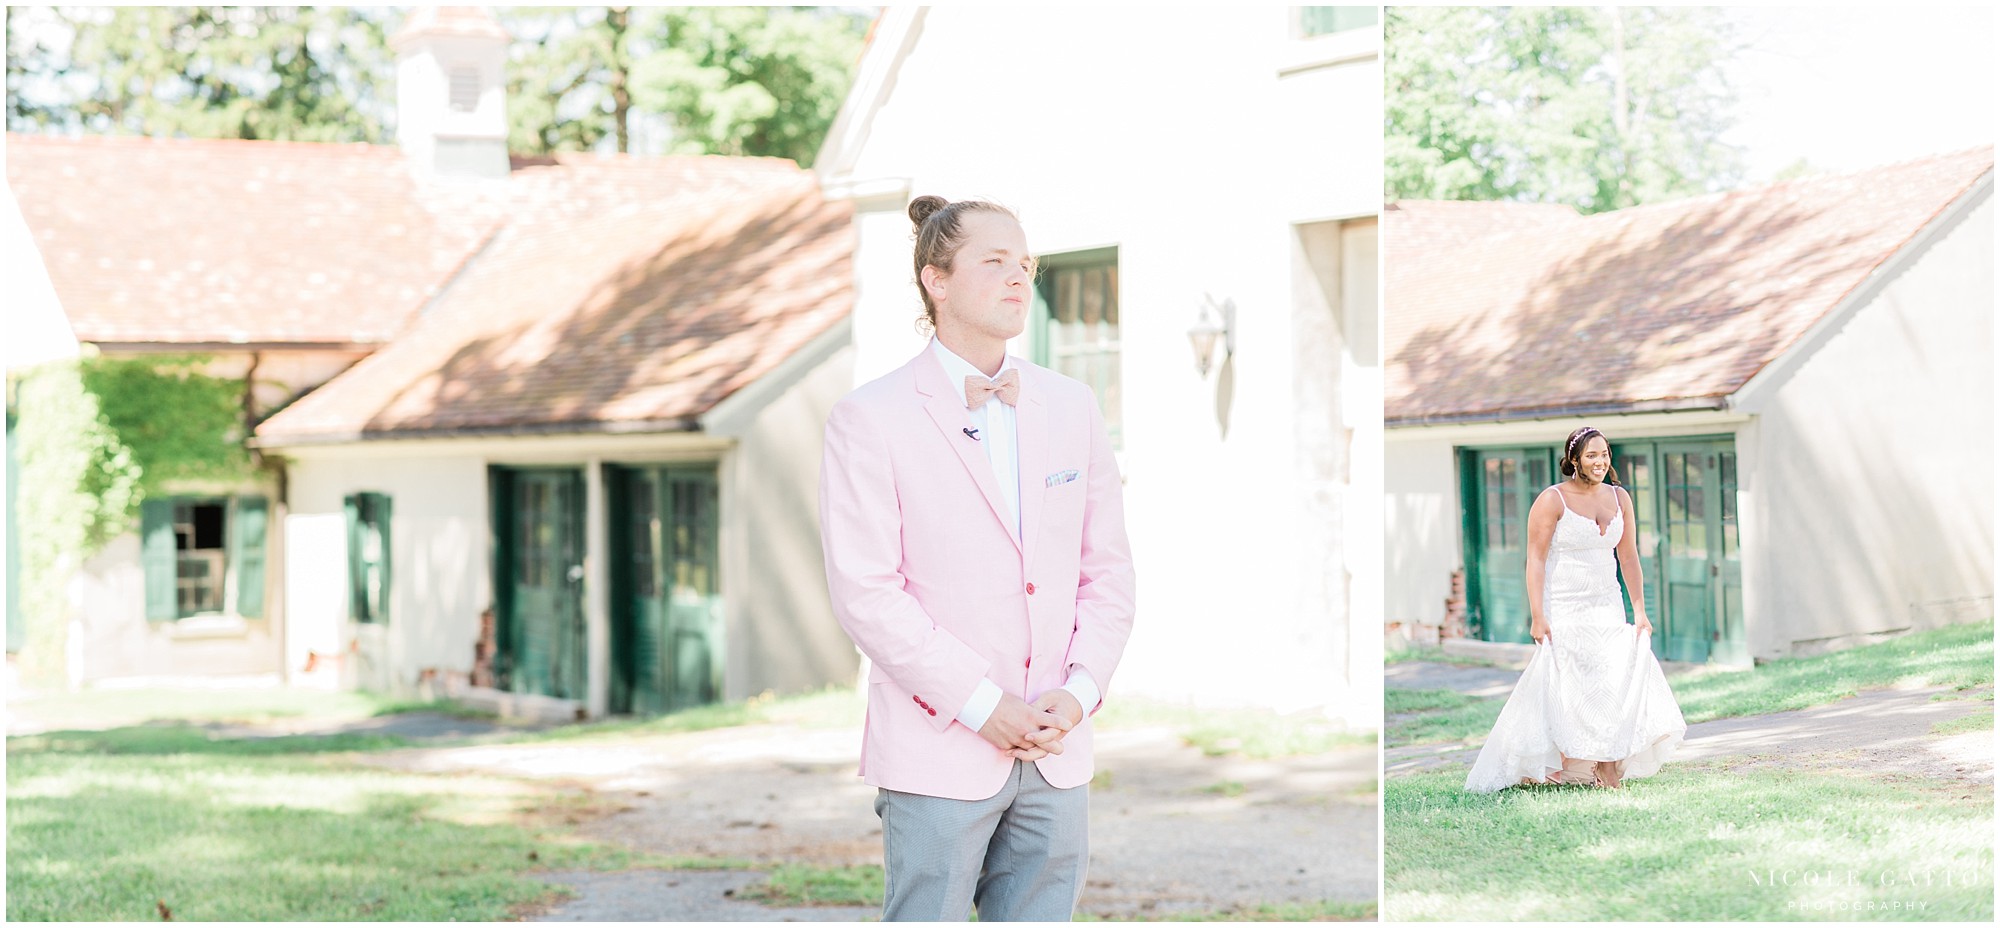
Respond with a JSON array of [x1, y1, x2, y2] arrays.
[[7, 724, 413, 757], [1384, 766, 1993, 921], [5, 766, 633, 920], [1674, 620, 1995, 724]]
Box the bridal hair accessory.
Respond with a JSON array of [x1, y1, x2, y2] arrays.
[[1566, 427, 1602, 457]]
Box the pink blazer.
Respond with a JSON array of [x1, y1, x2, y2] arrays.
[[820, 345, 1137, 801]]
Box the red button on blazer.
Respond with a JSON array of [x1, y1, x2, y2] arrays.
[[1025, 582, 1037, 595]]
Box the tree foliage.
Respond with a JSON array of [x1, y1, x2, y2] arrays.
[[8, 5, 868, 164], [632, 7, 868, 163], [502, 6, 867, 163], [1385, 6, 1745, 213], [499, 5, 633, 156], [6, 6, 394, 142], [9, 354, 257, 682]]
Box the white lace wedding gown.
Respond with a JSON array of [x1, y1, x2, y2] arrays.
[[1464, 488, 1687, 792]]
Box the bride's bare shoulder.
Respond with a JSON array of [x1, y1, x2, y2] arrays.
[[1528, 484, 1565, 518]]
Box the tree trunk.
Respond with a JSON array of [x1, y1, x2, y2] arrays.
[[607, 6, 630, 154]]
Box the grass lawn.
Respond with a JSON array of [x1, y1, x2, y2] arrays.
[[1385, 764, 1993, 921], [736, 863, 884, 908], [1389, 621, 1995, 748], [7, 686, 448, 732], [1386, 646, 1507, 667], [6, 698, 659, 920]]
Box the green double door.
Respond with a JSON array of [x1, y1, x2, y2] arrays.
[[1461, 437, 1744, 663], [492, 468, 588, 700], [605, 465, 723, 715], [1612, 440, 1745, 664]]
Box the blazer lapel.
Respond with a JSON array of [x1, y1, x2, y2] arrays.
[[1015, 373, 1049, 571], [915, 350, 1023, 553]]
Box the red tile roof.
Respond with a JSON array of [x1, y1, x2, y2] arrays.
[[6, 133, 506, 345], [254, 154, 853, 441], [1385, 146, 1994, 424]]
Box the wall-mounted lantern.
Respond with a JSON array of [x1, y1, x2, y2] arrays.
[[1187, 294, 1236, 377]]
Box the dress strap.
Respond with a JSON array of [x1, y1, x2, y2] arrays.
[[1550, 484, 1570, 511]]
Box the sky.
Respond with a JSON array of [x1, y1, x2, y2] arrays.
[[1720, 6, 1996, 183]]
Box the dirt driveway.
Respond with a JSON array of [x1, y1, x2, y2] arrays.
[[363, 719, 1379, 920]]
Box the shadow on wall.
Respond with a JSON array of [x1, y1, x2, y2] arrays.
[[737, 347, 861, 695], [1760, 348, 1993, 650], [1392, 195, 1862, 419], [1213, 352, 1235, 439]]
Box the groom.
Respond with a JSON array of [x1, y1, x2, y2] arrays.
[[819, 196, 1136, 921]]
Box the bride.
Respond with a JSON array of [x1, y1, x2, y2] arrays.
[[1465, 426, 1687, 792]]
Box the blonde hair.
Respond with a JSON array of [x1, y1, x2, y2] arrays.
[[908, 195, 1020, 335]]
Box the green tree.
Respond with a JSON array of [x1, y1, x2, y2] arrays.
[[500, 5, 630, 156], [633, 7, 868, 164], [1385, 6, 1745, 213], [10, 6, 868, 164], [505, 6, 868, 164], [6, 6, 395, 142]]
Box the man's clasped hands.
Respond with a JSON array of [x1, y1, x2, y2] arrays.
[[977, 690, 1085, 760]]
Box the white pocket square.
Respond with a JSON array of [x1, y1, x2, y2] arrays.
[[1045, 469, 1081, 488]]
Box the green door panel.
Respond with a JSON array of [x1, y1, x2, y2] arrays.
[[1713, 449, 1748, 665], [1463, 447, 1553, 644], [1608, 442, 1666, 635], [608, 464, 722, 715], [140, 499, 178, 621], [1657, 444, 1718, 663], [229, 495, 269, 619], [663, 468, 722, 710], [494, 468, 587, 700]]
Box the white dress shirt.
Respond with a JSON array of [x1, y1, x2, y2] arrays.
[[929, 338, 1100, 733]]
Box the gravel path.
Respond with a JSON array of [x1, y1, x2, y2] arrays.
[[363, 722, 1378, 920], [522, 870, 873, 922]]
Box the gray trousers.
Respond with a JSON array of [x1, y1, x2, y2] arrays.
[[874, 760, 1089, 921]]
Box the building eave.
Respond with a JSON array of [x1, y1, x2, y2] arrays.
[[813, 7, 926, 189], [85, 340, 383, 354], [253, 416, 703, 450], [1386, 395, 1732, 430]]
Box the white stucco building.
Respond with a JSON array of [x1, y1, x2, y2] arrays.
[[10, 8, 861, 716], [816, 7, 1384, 721]]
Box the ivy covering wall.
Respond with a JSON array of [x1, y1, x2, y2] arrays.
[[10, 352, 257, 685]]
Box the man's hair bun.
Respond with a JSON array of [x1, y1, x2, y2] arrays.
[[908, 195, 949, 228]]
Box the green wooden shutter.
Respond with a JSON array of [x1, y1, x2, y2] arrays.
[[373, 494, 393, 624], [141, 498, 178, 621], [230, 496, 269, 619], [344, 494, 366, 621]]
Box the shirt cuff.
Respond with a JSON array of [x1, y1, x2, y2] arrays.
[[956, 678, 1004, 731], [1059, 666, 1101, 714]]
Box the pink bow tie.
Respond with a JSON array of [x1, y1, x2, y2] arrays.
[[964, 369, 1020, 408]]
